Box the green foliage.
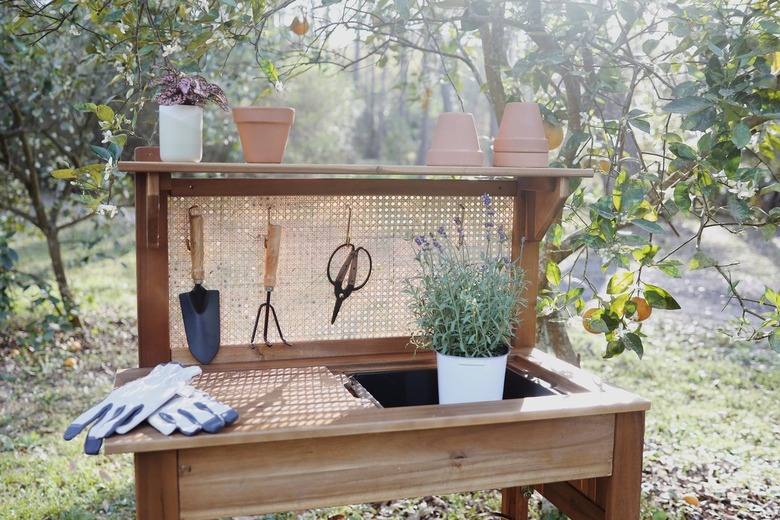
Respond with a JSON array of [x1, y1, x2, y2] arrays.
[[5, 0, 779, 358], [406, 194, 526, 357]]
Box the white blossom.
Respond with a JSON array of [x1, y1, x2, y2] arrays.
[[162, 40, 182, 57], [117, 21, 129, 34], [96, 204, 118, 218], [101, 130, 113, 143], [724, 26, 740, 39], [728, 181, 756, 200], [104, 157, 115, 175]]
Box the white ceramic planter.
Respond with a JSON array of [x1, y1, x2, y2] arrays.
[[436, 351, 508, 404], [159, 105, 203, 162]]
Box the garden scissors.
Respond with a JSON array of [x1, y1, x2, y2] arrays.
[[327, 243, 372, 324]]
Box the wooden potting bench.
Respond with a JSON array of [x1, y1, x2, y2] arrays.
[[111, 147, 650, 520]]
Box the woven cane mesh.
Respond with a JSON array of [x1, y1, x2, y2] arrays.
[[168, 194, 514, 348]]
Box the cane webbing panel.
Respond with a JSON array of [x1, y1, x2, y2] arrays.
[[168, 194, 515, 349]]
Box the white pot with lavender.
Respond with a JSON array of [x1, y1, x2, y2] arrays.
[[152, 66, 229, 162], [406, 194, 527, 405]]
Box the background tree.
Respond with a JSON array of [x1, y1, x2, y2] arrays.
[[289, 0, 780, 358], [0, 21, 133, 329], [3, 0, 778, 357]]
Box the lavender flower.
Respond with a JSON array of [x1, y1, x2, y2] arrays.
[[406, 193, 527, 358], [498, 225, 507, 242]]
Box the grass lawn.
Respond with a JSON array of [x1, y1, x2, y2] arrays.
[[1, 221, 778, 519]]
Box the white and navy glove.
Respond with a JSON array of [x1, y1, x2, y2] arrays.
[[64, 362, 202, 454], [148, 386, 239, 436]]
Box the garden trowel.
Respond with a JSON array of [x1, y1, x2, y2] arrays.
[[179, 205, 220, 364]]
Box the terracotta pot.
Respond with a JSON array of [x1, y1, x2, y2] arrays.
[[233, 107, 295, 163], [426, 112, 483, 167], [159, 105, 203, 162], [493, 151, 549, 168], [492, 102, 549, 168]]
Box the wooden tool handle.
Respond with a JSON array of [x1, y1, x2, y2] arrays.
[[189, 206, 205, 283], [263, 223, 282, 290]]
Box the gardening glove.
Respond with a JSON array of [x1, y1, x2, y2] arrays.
[[147, 386, 239, 436], [64, 362, 202, 455]]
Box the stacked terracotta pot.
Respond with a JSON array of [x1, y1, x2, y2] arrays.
[[425, 103, 550, 168], [492, 102, 549, 167]]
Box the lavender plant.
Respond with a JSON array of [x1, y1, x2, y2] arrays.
[[406, 194, 527, 358], [151, 66, 229, 111]]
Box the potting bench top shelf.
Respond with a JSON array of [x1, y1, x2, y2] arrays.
[[118, 160, 592, 179]]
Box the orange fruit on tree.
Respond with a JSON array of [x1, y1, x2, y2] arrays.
[[630, 296, 652, 321], [543, 121, 564, 150], [582, 308, 601, 334], [290, 16, 310, 35]]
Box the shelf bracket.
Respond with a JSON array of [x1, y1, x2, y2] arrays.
[[134, 147, 162, 249], [523, 176, 570, 241]]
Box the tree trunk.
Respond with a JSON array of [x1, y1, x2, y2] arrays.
[[12, 109, 84, 330], [44, 226, 82, 328], [478, 17, 507, 122]]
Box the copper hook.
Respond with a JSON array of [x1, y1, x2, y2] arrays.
[[345, 204, 353, 245]]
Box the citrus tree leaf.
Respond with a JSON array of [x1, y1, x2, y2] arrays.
[[545, 260, 561, 286], [632, 218, 665, 234], [644, 283, 681, 310], [607, 271, 634, 294], [770, 327, 780, 353], [603, 340, 625, 358], [52, 168, 77, 179], [690, 251, 717, 270], [623, 332, 644, 359], [663, 96, 713, 114], [95, 104, 114, 122], [732, 122, 751, 148], [727, 195, 751, 223]]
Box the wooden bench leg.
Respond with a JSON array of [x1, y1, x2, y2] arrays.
[[135, 451, 179, 519], [502, 486, 529, 520], [601, 411, 645, 520]]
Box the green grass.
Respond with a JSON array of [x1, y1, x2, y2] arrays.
[[8, 215, 137, 317], [2, 224, 778, 519], [576, 320, 780, 518], [0, 326, 137, 519]]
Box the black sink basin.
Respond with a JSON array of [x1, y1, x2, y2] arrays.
[[349, 368, 556, 408]]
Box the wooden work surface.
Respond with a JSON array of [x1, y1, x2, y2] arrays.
[[105, 350, 649, 455]]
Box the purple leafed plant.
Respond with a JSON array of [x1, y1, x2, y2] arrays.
[[152, 66, 229, 111]]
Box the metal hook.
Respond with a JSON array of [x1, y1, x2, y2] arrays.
[[345, 204, 353, 244]]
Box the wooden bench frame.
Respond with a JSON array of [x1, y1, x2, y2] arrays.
[[112, 148, 649, 520]]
